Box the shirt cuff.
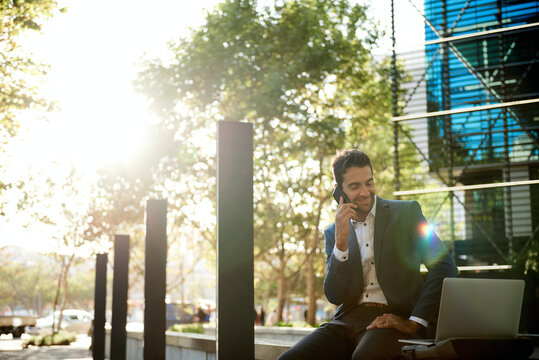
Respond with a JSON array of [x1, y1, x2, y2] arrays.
[[332, 244, 349, 262], [409, 316, 428, 328]]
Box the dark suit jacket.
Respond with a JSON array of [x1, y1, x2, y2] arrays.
[[323, 196, 458, 325]]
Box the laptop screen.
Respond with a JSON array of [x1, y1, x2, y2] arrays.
[[435, 278, 525, 342]]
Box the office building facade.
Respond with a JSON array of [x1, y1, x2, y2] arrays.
[[391, 0, 538, 273]]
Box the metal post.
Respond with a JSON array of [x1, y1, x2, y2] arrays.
[[498, 0, 513, 259], [110, 235, 130, 360], [391, 0, 400, 197], [441, 0, 455, 251], [144, 199, 167, 360], [217, 121, 254, 360], [92, 253, 107, 360]]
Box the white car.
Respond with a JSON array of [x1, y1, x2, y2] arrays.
[[26, 309, 93, 336]]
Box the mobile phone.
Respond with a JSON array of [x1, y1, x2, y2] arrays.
[[332, 184, 351, 204], [333, 185, 360, 216]]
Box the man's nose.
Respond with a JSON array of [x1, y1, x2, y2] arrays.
[[358, 186, 369, 196]]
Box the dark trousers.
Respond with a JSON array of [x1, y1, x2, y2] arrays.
[[278, 305, 413, 360]]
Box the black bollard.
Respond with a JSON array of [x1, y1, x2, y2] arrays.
[[144, 199, 167, 360], [110, 235, 130, 360], [217, 121, 254, 359], [92, 253, 107, 360]]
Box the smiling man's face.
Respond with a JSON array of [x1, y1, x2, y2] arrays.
[[342, 165, 375, 221]]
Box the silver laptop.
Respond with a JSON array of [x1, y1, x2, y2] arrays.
[[399, 277, 525, 346]]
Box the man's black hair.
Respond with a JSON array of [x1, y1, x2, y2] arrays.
[[331, 149, 373, 186]]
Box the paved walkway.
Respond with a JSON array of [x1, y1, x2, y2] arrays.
[[0, 334, 91, 360]]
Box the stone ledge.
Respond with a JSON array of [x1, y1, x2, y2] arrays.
[[110, 329, 294, 360], [255, 339, 292, 360], [165, 331, 217, 353]]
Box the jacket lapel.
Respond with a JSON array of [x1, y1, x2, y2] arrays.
[[374, 196, 389, 268], [347, 222, 363, 279]]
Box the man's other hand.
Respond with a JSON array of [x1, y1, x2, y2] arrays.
[[366, 313, 421, 335]]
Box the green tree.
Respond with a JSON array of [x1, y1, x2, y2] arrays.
[[133, 0, 420, 323], [0, 246, 57, 314], [34, 168, 93, 333], [0, 247, 95, 317], [133, 0, 421, 326], [0, 155, 96, 319]]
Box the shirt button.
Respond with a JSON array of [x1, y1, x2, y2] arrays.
[[371, 282, 374, 285], [371, 261, 374, 265], [366, 243, 369, 247], [364, 223, 367, 226], [366, 294, 369, 297]]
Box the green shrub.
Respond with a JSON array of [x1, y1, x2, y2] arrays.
[[275, 321, 318, 328], [276, 321, 293, 327], [51, 332, 75, 345], [290, 321, 313, 328], [23, 332, 76, 347], [168, 323, 205, 334]]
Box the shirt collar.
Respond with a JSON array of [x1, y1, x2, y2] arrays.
[[370, 195, 377, 217]]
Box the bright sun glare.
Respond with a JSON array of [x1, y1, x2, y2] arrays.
[[19, 0, 226, 173], [1, 0, 221, 253]]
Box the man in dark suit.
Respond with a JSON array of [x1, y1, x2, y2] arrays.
[[279, 149, 458, 360]]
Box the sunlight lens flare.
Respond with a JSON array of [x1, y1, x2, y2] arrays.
[[419, 223, 435, 239]]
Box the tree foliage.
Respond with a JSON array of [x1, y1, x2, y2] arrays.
[[0, 0, 63, 135]]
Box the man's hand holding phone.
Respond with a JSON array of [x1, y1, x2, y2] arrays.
[[333, 186, 358, 252]]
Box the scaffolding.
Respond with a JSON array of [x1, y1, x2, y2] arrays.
[[391, 0, 539, 270]]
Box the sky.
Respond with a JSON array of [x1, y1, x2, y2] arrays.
[[1, 0, 425, 253]]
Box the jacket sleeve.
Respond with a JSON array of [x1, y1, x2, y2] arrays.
[[323, 224, 354, 305], [409, 201, 458, 321]]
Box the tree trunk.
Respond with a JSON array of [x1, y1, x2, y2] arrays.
[[51, 263, 63, 334], [276, 272, 286, 323], [306, 189, 325, 326], [305, 250, 316, 326], [52, 255, 75, 334], [57, 255, 75, 333]]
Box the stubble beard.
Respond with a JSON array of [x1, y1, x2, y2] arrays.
[[353, 193, 375, 221]]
